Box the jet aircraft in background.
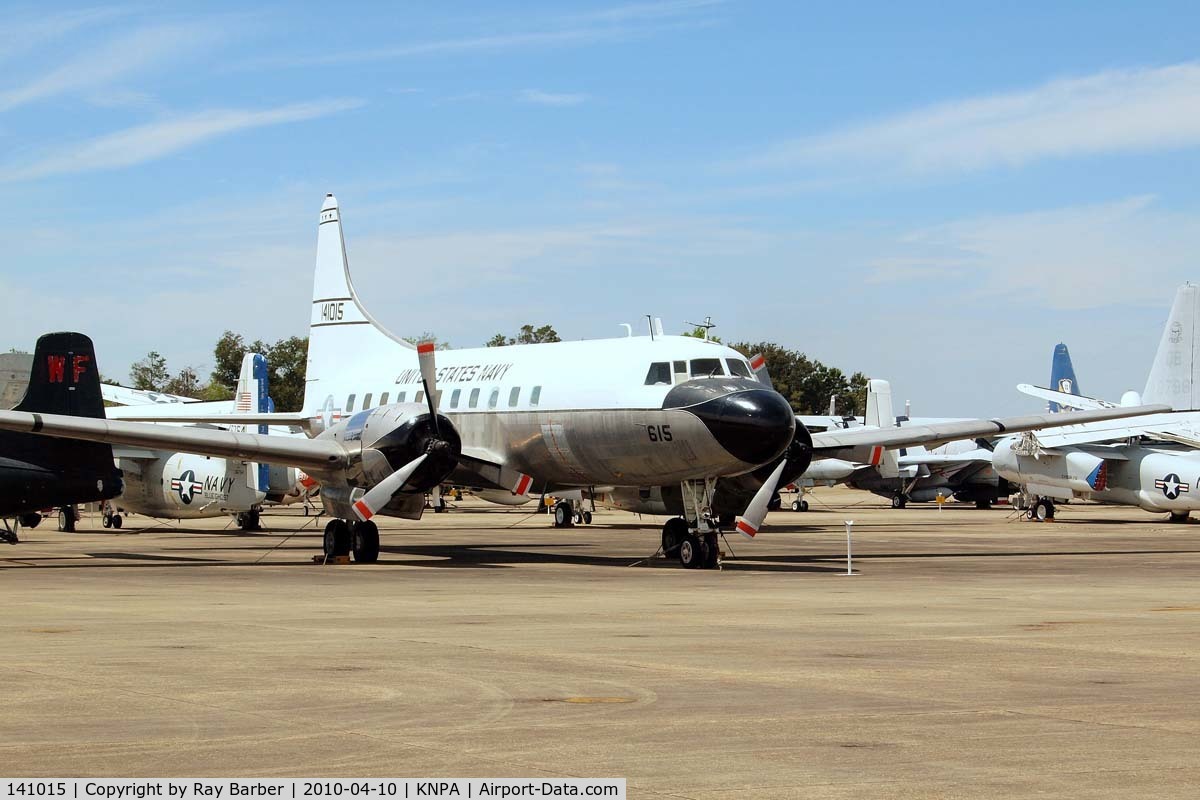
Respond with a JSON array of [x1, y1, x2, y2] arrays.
[[0, 196, 1164, 568]]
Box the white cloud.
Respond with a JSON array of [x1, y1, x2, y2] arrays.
[[519, 89, 588, 107], [0, 23, 221, 113], [0, 7, 127, 63], [742, 63, 1200, 179], [867, 196, 1200, 309], [0, 99, 363, 181]]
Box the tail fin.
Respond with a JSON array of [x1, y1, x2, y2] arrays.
[[1143, 283, 1200, 410], [305, 194, 414, 415], [234, 353, 271, 493], [865, 379, 901, 478], [16, 332, 107, 418], [3, 333, 120, 507], [1048, 343, 1080, 412]]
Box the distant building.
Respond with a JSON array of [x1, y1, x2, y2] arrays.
[[1, 352, 33, 408]]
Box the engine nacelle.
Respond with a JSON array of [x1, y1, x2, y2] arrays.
[[328, 404, 462, 493]]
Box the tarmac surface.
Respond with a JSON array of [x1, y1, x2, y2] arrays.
[[3, 489, 1200, 798]]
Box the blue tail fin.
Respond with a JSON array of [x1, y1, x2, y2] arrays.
[[1048, 343, 1080, 413]]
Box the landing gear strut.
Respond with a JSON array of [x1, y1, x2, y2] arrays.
[[661, 478, 725, 570], [1, 519, 18, 545]]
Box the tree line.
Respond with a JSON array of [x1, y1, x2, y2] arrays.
[[124, 324, 867, 416]]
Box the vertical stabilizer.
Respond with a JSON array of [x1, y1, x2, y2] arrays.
[[1048, 343, 1080, 412], [305, 194, 415, 415], [1143, 283, 1200, 410], [865, 379, 901, 478], [234, 353, 270, 492]]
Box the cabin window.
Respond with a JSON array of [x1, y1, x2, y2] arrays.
[[509, 387, 520, 407], [488, 388, 500, 409], [396, 391, 406, 403], [644, 362, 671, 385], [469, 388, 480, 408], [379, 392, 389, 405], [362, 393, 373, 409], [346, 394, 356, 412], [673, 360, 686, 374], [726, 359, 752, 378], [415, 390, 424, 405], [450, 389, 461, 409], [690, 358, 724, 377], [530, 386, 542, 406]]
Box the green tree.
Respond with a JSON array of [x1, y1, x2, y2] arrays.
[[681, 325, 721, 342], [129, 351, 169, 391], [402, 332, 451, 350], [487, 324, 560, 346], [211, 331, 247, 390], [207, 332, 310, 411], [163, 366, 201, 397], [728, 341, 868, 416]]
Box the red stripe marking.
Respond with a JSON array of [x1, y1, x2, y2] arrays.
[[736, 519, 757, 537], [354, 499, 373, 520], [417, 342, 435, 354], [869, 446, 883, 466], [514, 474, 532, 496], [750, 355, 765, 370]]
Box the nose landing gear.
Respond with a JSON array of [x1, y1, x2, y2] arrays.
[[661, 478, 727, 570]]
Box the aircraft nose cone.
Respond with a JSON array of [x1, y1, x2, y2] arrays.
[[665, 379, 796, 466]]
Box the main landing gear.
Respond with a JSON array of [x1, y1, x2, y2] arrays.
[[235, 510, 262, 531], [551, 498, 594, 528], [891, 493, 908, 509], [659, 478, 725, 570], [322, 519, 380, 563], [57, 506, 77, 532], [1028, 497, 1055, 521]]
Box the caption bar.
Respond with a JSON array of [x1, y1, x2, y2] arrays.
[[2, 781, 625, 800]]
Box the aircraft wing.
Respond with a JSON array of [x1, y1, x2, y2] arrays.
[[0, 410, 347, 475], [101, 384, 201, 406], [1015, 409, 1200, 448], [809, 404, 1170, 456], [1016, 384, 1113, 411], [105, 406, 309, 424]]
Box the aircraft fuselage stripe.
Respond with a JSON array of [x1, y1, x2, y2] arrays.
[[310, 321, 372, 328]]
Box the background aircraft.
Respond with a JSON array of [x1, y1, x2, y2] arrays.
[[998, 283, 1200, 520], [0, 332, 123, 542]]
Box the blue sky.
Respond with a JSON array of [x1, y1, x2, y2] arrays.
[[3, 0, 1200, 414]]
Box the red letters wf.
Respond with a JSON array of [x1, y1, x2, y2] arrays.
[[47, 355, 66, 383]]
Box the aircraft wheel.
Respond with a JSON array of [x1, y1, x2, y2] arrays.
[[323, 519, 351, 557], [352, 520, 380, 562], [891, 494, 907, 510], [661, 517, 687, 555], [111, 514, 122, 529], [975, 500, 993, 510], [58, 508, 75, 533], [239, 511, 261, 531], [1169, 511, 1190, 524], [101, 514, 112, 529], [553, 501, 573, 528], [1031, 499, 1054, 521], [583, 511, 593, 525], [573, 511, 584, 525], [792, 499, 810, 512], [19, 513, 41, 529], [678, 533, 703, 569]]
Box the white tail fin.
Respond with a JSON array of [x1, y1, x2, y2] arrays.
[[234, 353, 270, 492], [865, 379, 901, 478], [1143, 283, 1200, 410], [305, 194, 415, 415]]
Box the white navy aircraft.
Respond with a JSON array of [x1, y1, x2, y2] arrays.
[[998, 283, 1200, 522], [98, 354, 302, 530], [0, 196, 1164, 568]]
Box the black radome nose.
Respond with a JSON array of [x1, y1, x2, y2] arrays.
[[665, 380, 796, 466]]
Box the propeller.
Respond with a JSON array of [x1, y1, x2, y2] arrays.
[[351, 341, 446, 522], [734, 459, 788, 539], [353, 453, 429, 521]]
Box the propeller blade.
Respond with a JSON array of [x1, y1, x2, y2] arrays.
[[352, 453, 429, 521], [734, 459, 788, 539], [418, 341, 439, 421]]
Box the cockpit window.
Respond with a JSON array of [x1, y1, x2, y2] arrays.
[[727, 358, 752, 378], [644, 362, 671, 385], [690, 358, 724, 377]]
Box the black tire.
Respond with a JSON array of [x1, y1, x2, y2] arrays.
[[975, 500, 992, 510], [801, 500, 809, 512], [583, 511, 593, 525], [891, 495, 907, 510], [791, 499, 801, 512], [1169, 512, 1190, 524], [323, 520, 351, 557], [1033, 499, 1054, 521], [19, 513, 41, 529], [662, 517, 688, 554], [554, 501, 573, 528], [573, 511, 584, 525], [111, 514, 122, 529], [678, 533, 703, 569], [352, 520, 380, 563], [101, 514, 112, 529], [58, 508, 75, 533], [240, 511, 261, 531]]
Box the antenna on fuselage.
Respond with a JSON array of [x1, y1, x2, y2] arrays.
[[685, 316, 717, 341], [619, 323, 632, 337], [646, 315, 655, 341]]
